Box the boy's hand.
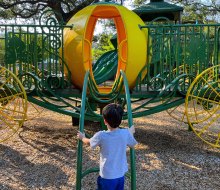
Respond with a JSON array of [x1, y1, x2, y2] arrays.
[[77, 131, 85, 140], [128, 125, 135, 135]]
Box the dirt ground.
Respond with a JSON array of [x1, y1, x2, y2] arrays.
[[1, 107, 220, 190]]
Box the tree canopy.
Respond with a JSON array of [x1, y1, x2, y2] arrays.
[[133, 0, 220, 23], [0, 0, 100, 24], [1, 0, 219, 24], [169, 0, 220, 23]]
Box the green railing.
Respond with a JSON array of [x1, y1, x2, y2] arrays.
[[135, 23, 220, 94], [1, 24, 72, 90], [0, 22, 219, 121]]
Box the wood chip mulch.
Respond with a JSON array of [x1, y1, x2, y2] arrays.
[[1, 107, 220, 190]]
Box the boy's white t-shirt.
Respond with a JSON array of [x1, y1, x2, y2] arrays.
[[90, 128, 137, 179]]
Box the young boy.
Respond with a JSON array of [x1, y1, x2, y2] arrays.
[[77, 103, 137, 190]]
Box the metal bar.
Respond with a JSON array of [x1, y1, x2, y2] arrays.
[[120, 70, 136, 190], [76, 71, 90, 190], [139, 23, 220, 29]]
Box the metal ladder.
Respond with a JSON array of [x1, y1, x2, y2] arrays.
[[76, 70, 136, 190]]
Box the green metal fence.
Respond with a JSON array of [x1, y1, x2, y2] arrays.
[[0, 22, 219, 120], [2, 24, 71, 89], [136, 24, 219, 94]]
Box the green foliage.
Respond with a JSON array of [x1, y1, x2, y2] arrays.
[[0, 39, 5, 65], [168, 0, 219, 23], [92, 18, 116, 62], [92, 32, 115, 62], [5, 34, 43, 65], [131, 0, 219, 23], [0, 9, 14, 20], [0, 0, 99, 23], [1, 0, 219, 24], [133, 0, 147, 6]]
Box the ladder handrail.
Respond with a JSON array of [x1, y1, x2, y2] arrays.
[[76, 70, 136, 190], [76, 70, 89, 190], [120, 70, 136, 190]]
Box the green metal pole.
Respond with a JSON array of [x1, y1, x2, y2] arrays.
[[76, 71, 90, 190], [121, 70, 136, 190]]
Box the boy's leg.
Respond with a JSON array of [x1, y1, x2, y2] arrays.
[[97, 176, 124, 190]]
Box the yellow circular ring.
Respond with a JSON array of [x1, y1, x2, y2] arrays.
[[0, 66, 27, 142]]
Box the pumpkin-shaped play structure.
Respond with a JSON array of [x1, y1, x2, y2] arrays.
[[63, 2, 147, 93]]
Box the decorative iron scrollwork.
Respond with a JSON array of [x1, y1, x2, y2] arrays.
[[46, 75, 61, 89], [149, 76, 165, 91], [39, 9, 64, 33]]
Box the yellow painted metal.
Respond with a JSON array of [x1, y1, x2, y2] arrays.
[[166, 102, 188, 123], [0, 66, 27, 142], [185, 65, 220, 147], [26, 101, 44, 120], [62, 3, 147, 92]]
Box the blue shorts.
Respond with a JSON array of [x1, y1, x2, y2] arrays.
[[97, 175, 125, 190]]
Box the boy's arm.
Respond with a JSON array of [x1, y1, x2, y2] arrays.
[[128, 125, 135, 135], [77, 131, 90, 145], [127, 126, 138, 148]]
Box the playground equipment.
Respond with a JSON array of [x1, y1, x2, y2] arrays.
[[0, 1, 219, 190], [0, 66, 27, 142], [93, 49, 118, 84], [63, 3, 147, 91]]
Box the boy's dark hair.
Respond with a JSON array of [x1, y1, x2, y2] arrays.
[[102, 103, 124, 128]]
